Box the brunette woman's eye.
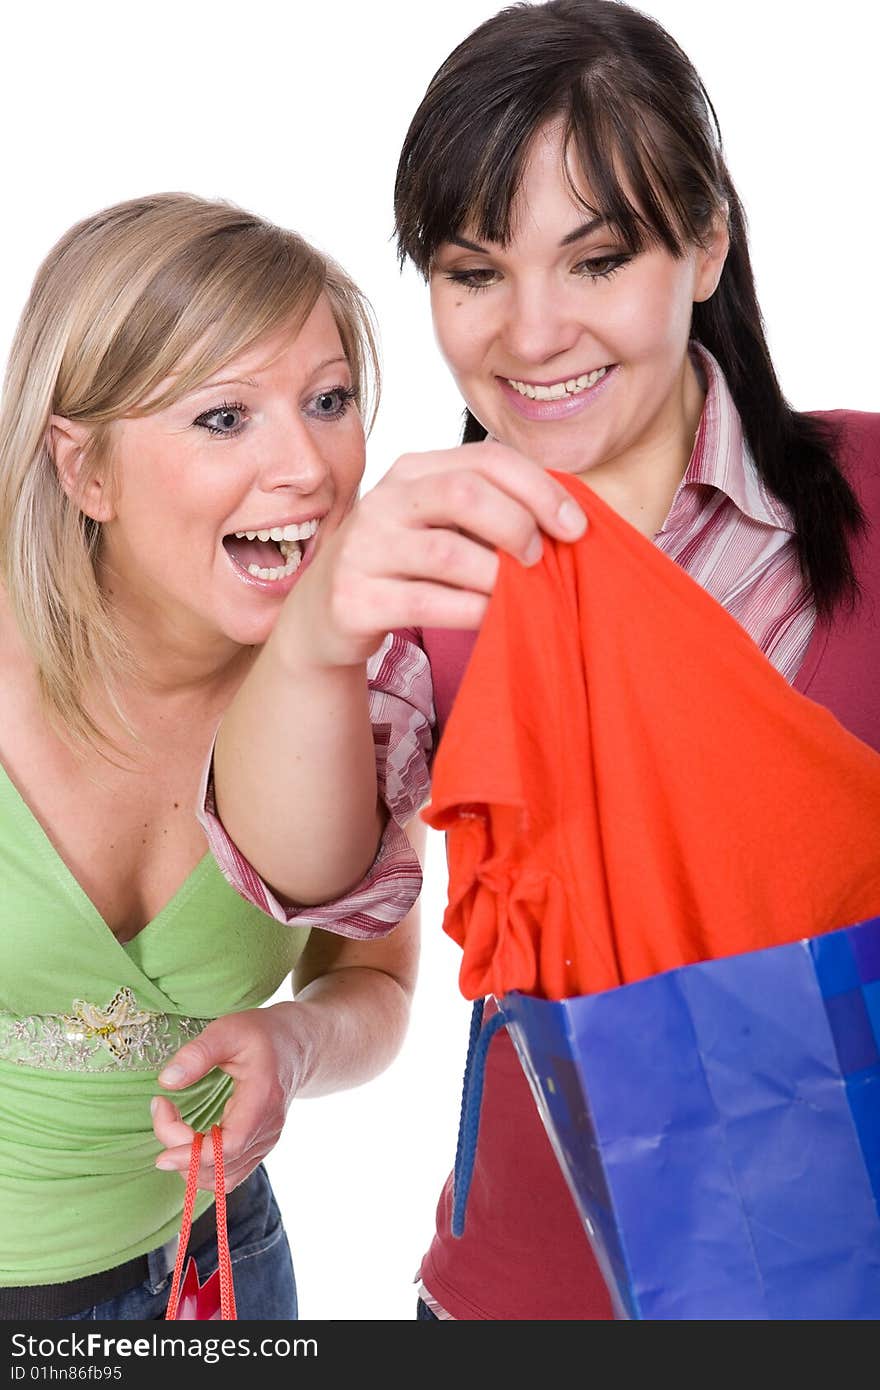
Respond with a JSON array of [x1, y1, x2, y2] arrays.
[[193, 401, 248, 438], [306, 385, 358, 421], [443, 267, 500, 292], [574, 254, 633, 281]]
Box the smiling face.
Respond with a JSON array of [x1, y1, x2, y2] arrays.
[[96, 295, 365, 652], [430, 123, 727, 516]]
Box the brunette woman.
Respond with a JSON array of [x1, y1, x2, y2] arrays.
[[186, 0, 879, 1318]]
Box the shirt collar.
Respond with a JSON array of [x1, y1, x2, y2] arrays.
[[662, 343, 795, 535]]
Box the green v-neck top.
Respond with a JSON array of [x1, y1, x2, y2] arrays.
[[0, 762, 309, 1286]]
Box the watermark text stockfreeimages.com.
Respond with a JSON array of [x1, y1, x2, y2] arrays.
[[10, 1332, 316, 1369]]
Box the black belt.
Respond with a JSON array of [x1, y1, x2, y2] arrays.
[[0, 1171, 257, 1321]]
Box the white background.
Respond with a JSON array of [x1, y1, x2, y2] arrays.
[[2, 2, 876, 1319]]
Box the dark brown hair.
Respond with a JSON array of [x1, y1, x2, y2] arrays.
[[395, 0, 863, 615]]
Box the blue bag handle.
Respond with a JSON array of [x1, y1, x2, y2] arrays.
[[451, 998, 509, 1238]]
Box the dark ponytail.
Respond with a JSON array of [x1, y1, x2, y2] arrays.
[[691, 186, 863, 614]]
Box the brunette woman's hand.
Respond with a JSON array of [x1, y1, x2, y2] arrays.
[[284, 439, 588, 669]]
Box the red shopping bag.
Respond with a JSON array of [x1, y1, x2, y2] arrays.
[[165, 1124, 236, 1320]]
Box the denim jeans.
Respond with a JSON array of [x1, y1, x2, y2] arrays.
[[63, 1165, 297, 1320], [416, 1298, 439, 1320]]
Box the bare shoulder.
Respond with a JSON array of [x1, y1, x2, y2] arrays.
[[0, 605, 218, 940]]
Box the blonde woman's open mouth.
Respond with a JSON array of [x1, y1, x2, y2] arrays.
[[222, 515, 323, 590]]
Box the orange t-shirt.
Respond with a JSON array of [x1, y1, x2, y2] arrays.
[[423, 474, 880, 1001]]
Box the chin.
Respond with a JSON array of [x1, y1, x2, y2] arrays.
[[213, 607, 279, 649], [537, 447, 601, 479], [228, 620, 278, 649]]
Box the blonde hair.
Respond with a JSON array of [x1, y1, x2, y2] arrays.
[[0, 193, 379, 753]]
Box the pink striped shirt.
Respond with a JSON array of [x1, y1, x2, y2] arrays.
[[196, 631, 434, 936], [657, 345, 814, 680], [198, 345, 814, 933]]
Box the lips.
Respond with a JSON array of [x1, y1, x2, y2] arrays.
[[498, 364, 618, 420], [222, 516, 322, 587], [505, 365, 610, 400]]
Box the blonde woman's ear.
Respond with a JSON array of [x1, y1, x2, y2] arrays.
[[48, 415, 115, 522]]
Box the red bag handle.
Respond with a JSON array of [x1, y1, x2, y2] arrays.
[[165, 1124, 236, 1320]]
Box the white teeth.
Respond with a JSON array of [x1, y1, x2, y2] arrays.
[[507, 366, 608, 400], [232, 516, 320, 581], [233, 518, 320, 542], [282, 518, 319, 542], [246, 549, 303, 581]]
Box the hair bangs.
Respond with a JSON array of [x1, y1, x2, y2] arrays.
[[563, 88, 689, 257], [395, 2, 724, 274], [395, 73, 567, 274], [91, 227, 326, 420], [397, 74, 715, 275]]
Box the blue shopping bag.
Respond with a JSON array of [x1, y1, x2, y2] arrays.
[[456, 915, 880, 1319]]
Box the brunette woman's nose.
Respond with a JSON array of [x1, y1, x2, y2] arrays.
[[502, 281, 582, 366]]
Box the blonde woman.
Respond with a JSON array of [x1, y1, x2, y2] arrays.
[[0, 193, 427, 1320]]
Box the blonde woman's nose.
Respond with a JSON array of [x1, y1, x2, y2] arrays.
[[259, 430, 330, 494]]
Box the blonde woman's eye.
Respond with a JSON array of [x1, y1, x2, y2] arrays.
[[307, 386, 357, 420], [193, 401, 247, 437]]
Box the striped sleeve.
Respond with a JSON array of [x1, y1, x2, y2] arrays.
[[197, 630, 435, 939]]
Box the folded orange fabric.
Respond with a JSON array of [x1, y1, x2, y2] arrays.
[[422, 474, 880, 1001]]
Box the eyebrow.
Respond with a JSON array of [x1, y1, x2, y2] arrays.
[[309, 355, 349, 376], [188, 375, 259, 395], [558, 216, 607, 247], [448, 216, 607, 256], [186, 356, 350, 397]]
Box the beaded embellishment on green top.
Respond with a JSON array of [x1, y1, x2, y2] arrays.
[[0, 988, 207, 1072]]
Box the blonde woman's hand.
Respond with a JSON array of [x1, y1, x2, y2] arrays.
[[151, 1004, 305, 1192], [283, 439, 588, 669]]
